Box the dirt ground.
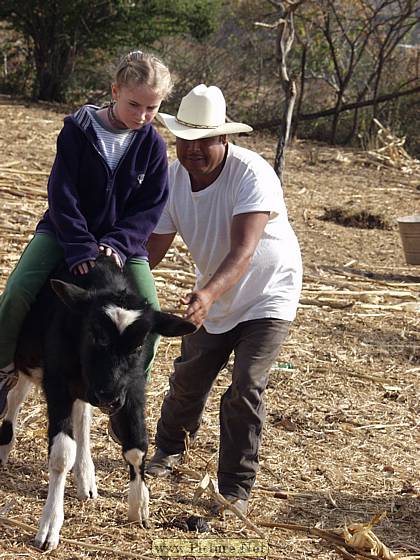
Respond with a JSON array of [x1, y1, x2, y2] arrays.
[[0, 99, 419, 560]]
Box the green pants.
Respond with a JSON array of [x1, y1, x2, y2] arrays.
[[0, 233, 160, 376]]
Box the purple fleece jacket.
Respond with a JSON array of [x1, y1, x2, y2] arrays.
[[36, 105, 169, 269]]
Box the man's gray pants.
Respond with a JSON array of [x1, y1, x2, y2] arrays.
[[155, 318, 291, 500]]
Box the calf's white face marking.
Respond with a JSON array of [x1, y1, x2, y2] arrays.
[[104, 304, 142, 333]]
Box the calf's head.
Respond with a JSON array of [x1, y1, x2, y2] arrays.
[[51, 279, 196, 412]]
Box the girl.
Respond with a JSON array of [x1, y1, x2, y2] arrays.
[[0, 50, 173, 417]]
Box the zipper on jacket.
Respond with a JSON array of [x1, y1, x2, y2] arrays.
[[73, 107, 141, 194], [109, 131, 138, 185]]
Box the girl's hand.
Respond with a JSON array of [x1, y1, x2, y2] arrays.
[[99, 245, 122, 268], [72, 260, 95, 275]]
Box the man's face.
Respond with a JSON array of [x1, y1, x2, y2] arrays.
[[176, 135, 227, 185]]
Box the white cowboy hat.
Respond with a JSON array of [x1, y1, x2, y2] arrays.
[[156, 84, 252, 140]]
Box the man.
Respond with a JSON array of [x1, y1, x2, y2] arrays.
[[146, 84, 302, 515]]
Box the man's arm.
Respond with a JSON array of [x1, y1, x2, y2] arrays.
[[147, 232, 176, 269], [182, 211, 270, 326]]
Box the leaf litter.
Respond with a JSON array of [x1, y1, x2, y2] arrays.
[[0, 98, 419, 559]]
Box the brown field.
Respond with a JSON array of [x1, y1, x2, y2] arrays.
[[0, 98, 419, 560]]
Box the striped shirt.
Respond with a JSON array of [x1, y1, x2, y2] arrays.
[[89, 108, 134, 171]]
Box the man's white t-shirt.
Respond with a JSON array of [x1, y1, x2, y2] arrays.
[[154, 143, 302, 333]]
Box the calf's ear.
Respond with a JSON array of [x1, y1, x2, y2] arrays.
[[119, 321, 150, 354], [152, 311, 197, 337], [50, 279, 91, 312]]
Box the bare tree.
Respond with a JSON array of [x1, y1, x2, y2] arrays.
[[252, 0, 420, 146], [256, 0, 305, 180], [319, 0, 419, 143]]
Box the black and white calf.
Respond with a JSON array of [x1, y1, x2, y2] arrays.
[[0, 256, 195, 550]]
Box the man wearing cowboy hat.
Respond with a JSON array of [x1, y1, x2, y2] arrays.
[[146, 84, 302, 515]]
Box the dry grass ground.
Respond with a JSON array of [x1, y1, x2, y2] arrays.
[[0, 98, 419, 559]]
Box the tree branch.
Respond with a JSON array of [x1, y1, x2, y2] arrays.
[[251, 84, 420, 130]]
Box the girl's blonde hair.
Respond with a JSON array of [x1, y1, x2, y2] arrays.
[[114, 50, 173, 100]]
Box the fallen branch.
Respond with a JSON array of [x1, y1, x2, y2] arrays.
[[299, 297, 354, 309], [302, 288, 416, 298], [333, 544, 359, 559], [314, 266, 420, 286], [357, 302, 419, 312], [353, 422, 411, 430]]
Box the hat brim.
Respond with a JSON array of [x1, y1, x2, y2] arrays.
[[156, 113, 253, 140]]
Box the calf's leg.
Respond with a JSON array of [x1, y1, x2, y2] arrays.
[[124, 448, 149, 526], [110, 391, 149, 527], [35, 431, 76, 551], [35, 397, 75, 551], [72, 399, 97, 500], [0, 372, 33, 465]]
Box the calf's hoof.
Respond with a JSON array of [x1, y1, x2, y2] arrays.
[[34, 531, 60, 552], [73, 462, 98, 500], [128, 504, 150, 528], [142, 519, 151, 529]]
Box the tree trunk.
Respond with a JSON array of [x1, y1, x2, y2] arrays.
[[32, 28, 76, 101], [292, 41, 307, 139], [330, 94, 344, 145], [271, 6, 299, 181], [34, 50, 73, 101], [36, 69, 65, 102], [274, 79, 297, 179]]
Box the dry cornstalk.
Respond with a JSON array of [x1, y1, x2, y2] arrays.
[[0, 169, 49, 176], [256, 518, 415, 560]]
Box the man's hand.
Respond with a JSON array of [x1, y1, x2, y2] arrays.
[[181, 290, 214, 328], [180, 213, 270, 327], [99, 245, 122, 268]]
